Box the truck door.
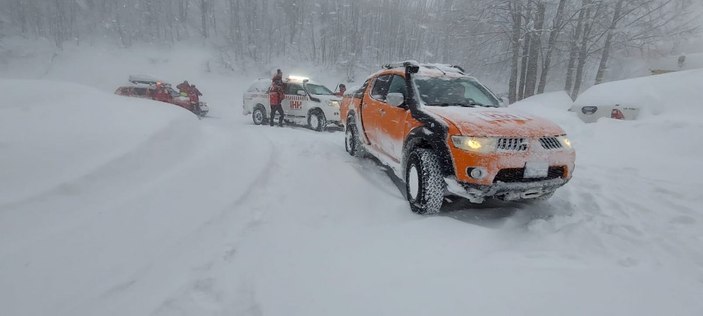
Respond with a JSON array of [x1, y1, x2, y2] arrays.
[[362, 74, 392, 149], [378, 75, 411, 162]]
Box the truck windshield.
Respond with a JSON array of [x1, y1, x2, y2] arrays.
[[414, 76, 499, 108], [306, 84, 334, 95]]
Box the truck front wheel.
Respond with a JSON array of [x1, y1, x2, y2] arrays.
[[405, 149, 445, 215]]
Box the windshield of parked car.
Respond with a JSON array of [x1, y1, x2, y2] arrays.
[[414, 76, 499, 108], [305, 83, 334, 95]]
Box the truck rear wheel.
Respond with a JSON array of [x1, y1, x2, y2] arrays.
[[405, 149, 445, 215], [345, 121, 366, 158]]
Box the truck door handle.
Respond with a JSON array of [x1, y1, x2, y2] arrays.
[[379, 109, 385, 116]]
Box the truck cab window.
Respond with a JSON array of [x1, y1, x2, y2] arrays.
[[371, 75, 392, 101]]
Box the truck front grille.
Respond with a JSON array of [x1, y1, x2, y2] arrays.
[[539, 137, 562, 150], [494, 166, 565, 183], [497, 138, 528, 151]]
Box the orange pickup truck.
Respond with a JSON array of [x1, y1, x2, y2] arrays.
[[341, 61, 575, 214]]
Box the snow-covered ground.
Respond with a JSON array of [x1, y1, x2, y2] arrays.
[[1, 44, 703, 315]]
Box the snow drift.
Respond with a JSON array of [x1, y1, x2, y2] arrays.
[[1, 45, 703, 316]]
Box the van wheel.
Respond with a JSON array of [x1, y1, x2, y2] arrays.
[[405, 149, 446, 215], [308, 109, 326, 132], [345, 121, 364, 157], [252, 106, 266, 125]]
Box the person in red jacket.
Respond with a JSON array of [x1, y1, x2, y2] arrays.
[[269, 69, 285, 127], [189, 84, 202, 102], [176, 81, 191, 96], [334, 83, 346, 97]]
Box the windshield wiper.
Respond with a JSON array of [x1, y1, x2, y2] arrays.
[[429, 102, 475, 107]]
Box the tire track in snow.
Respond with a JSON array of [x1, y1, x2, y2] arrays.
[[140, 125, 283, 316]]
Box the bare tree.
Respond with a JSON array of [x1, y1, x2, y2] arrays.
[[508, 0, 524, 103], [523, 0, 545, 99], [537, 0, 568, 94]]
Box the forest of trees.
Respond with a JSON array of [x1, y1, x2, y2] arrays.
[[0, 0, 699, 100]]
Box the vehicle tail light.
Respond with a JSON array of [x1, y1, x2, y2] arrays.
[[611, 109, 625, 120]]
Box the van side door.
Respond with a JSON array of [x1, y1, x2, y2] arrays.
[[284, 83, 306, 117]]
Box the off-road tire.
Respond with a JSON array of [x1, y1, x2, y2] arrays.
[[405, 149, 446, 215], [345, 120, 366, 158], [252, 105, 267, 125], [308, 109, 326, 132]]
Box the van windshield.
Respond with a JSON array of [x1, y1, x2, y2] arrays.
[[306, 84, 334, 95], [413, 76, 499, 108]]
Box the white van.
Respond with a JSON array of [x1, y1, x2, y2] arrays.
[[242, 76, 341, 131]]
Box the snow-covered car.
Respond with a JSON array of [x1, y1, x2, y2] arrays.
[[570, 76, 649, 123], [569, 103, 639, 123], [242, 76, 341, 131], [115, 75, 209, 118]]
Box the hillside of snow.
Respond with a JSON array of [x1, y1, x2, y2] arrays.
[[1, 43, 703, 315]]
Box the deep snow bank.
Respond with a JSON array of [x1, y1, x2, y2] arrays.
[[0, 79, 199, 205], [575, 69, 703, 120], [0, 78, 275, 316]]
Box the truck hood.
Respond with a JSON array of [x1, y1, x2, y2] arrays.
[[422, 106, 565, 137]]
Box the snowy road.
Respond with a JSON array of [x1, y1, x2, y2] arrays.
[[2, 78, 703, 315]]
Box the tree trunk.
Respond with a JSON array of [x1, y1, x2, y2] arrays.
[[518, 4, 532, 101], [564, 0, 588, 94], [571, 1, 594, 100], [508, 0, 523, 104], [594, 0, 625, 85], [201, 0, 208, 38], [537, 0, 567, 94], [523, 1, 545, 99]]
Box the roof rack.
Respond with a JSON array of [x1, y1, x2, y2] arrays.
[[382, 60, 420, 69], [421, 64, 465, 74], [382, 62, 465, 75], [382, 60, 420, 74], [128, 74, 162, 85]]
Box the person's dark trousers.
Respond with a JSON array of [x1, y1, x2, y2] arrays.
[[270, 104, 284, 126]]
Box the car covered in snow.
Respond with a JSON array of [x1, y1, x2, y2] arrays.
[[115, 75, 209, 118], [341, 61, 576, 214], [242, 76, 341, 131], [569, 102, 639, 123]]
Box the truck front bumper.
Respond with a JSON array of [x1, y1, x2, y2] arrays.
[[445, 177, 568, 203]]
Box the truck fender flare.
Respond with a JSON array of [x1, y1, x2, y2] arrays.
[[346, 110, 370, 144], [403, 126, 455, 178]]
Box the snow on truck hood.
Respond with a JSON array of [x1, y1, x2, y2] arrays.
[[423, 106, 566, 137]]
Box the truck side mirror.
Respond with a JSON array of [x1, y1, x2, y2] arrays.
[[386, 92, 405, 107]]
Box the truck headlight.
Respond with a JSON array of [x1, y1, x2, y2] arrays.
[[557, 135, 572, 148], [328, 100, 340, 108], [451, 136, 498, 153]]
